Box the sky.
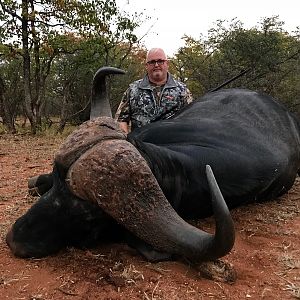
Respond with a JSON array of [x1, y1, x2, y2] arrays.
[[116, 0, 299, 56]]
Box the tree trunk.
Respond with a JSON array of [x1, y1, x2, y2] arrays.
[[57, 81, 71, 134], [22, 0, 36, 134], [0, 75, 16, 133]]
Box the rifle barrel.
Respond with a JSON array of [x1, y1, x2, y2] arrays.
[[209, 68, 251, 92]]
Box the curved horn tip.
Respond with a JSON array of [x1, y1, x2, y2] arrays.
[[205, 164, 235, 257], [94, 66, 126, 78], [206, 165, 221, 192], [205, 165, 214, 180], [205, 164, 229, 211]]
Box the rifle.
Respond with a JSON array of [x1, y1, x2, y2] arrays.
[[208, 68, 251, 92]]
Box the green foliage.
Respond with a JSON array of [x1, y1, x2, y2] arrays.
[[1, 2, 299, 131], [169, 36, 209, 95], [0, 57, 23, 115], [109, 46, 147, 114], [0, 122, 7, 134], [0, 0, 147, 132], [172, 16, 300, 115]]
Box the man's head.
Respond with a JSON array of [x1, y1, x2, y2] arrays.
[[146, 48, 169, 85]]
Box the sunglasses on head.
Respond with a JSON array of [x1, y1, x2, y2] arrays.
[[147, 59, 166, 66]]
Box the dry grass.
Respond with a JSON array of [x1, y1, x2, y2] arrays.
[[284, 282, 300, 299], [280, 253, 300, 271], [277, 252, 300, 298], [120, 264, 145, 284]]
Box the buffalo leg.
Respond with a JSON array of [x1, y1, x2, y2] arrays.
[[125, 233, 172, 262], [28, 173, 53, 196]]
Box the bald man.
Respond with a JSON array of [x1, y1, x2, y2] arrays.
[[116, 48, 193, 133]]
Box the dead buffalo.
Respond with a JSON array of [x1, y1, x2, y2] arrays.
[[6, 68, 300, 263]]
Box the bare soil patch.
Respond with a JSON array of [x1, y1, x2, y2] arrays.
[[0, 134, 299, 300]]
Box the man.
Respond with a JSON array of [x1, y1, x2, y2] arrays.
[[115, 48, 193, 133]]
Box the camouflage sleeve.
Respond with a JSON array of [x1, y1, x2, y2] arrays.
[[184, 87, 193, 105], [114, 88, 131, 123]]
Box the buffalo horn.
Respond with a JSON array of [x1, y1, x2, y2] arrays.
[[90, 66, 125, 119], [67, 140, 235, 262]]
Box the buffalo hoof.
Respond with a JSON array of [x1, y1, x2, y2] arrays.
[[196, 259, 237, 284]]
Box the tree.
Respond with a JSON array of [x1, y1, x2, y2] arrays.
[[0, 0, 144, 133], [172, 16, 300, 112], [0, 55, 23, 133], [170, 35, 210, 96], [0, 73, 16, 133]]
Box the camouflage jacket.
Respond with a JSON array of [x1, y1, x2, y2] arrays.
[[115, 73, 193, 130]]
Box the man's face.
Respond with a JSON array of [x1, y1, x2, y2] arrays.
[[146, 50, 169, 84]]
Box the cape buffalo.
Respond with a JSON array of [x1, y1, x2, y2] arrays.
[[6, 68, 300, 263]]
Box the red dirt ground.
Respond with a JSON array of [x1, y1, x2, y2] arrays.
[[0, 134, 299, 300]]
